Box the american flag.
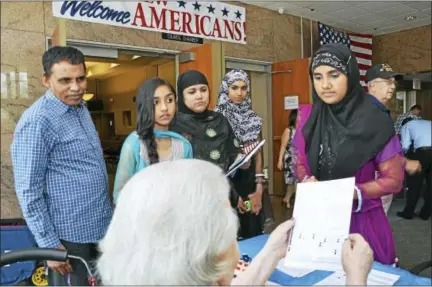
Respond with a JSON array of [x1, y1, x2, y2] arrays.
[[318, 22, 372, 88], [241, 140, 262, 155]]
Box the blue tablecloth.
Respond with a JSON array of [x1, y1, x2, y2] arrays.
[[238, 235, 432, 286]]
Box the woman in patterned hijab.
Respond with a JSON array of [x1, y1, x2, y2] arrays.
[[215, 69, 265, 239]]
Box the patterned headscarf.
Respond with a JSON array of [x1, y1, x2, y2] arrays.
[[214, 69, 262, 143]]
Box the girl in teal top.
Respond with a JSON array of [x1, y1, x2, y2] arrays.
[[113, 78, 193, 204]]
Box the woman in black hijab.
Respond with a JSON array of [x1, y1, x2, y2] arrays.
[[293, 43, 405, 264], [169, 70, 244, 208]]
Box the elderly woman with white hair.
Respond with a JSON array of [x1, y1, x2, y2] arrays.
[[97, 159, 373, 286]]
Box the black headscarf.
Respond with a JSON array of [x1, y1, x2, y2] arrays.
[[177, 70, 210, 118], [303, 43, 395, 181], [169, 70, 240, 172]]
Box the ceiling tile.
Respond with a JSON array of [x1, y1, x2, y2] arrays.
[[343, 1, 367, 6], [332, 20, 365, 33], [246, 1, 275, 8], [375, 5, 418, 18], [406, 18, 432, 28], [284, 1, 316, 8], [362, 18, 400, 29], [350, 13, 385, 24], [390, 10, 431, 22], [356, 1, 401, 13], [314, 13, 341, 24], [264, 2, 303, 12], [404, 1, 432, 11], [287, 7, 322, 20], [307, 2, 351, 14], [422, 8, 431, 14], [327, 6, 369, 20]]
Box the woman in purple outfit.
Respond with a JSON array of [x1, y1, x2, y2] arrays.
[[292, 43, 405, 265]]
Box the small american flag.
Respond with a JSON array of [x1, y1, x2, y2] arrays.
[[241, 140, 261, 155], [318, 22, 372, 88]]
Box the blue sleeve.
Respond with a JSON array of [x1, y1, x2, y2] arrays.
[[184, 141, 193, 159], [400, 124, 411, 153], [11, 118, 61, 248], [113, 135, 137, 205]]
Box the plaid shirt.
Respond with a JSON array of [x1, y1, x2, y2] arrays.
[[11, 90, 113, 248], [394, 112, 421, 134]]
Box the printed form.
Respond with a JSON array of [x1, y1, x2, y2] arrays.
[[284, 177, 355, 272]]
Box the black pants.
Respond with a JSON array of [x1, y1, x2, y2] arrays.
[[47, 240, 99, 286], [402, 147, 432, 218], [238, 208, 263, 239]]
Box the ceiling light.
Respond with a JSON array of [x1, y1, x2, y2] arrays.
[[83, 93, 94, 101], [132, 55, 141, 60], [404, 15, 417, 21], [110, 63, 120, 68]]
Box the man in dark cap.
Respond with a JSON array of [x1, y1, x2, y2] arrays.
[[366, 63, 402, 114], [365, 64, 420, 214]]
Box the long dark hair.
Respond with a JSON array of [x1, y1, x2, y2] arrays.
[[288, 109, 298, 128], [136, 78, 176, 165]]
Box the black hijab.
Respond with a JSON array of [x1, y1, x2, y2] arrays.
[[303, 43, 395, 181], [169, 70, 240, 172], [176, 70, 210, 118]]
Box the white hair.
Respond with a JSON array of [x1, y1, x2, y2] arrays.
[[97, 159, 239, 285]]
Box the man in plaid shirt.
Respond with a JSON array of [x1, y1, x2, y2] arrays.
[[11, 46, 113, 286], [394, 105, 422, 135]]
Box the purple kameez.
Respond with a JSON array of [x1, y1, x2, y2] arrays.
[[293, 105, 405, 265]]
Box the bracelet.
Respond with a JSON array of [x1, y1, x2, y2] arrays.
[[255, 177, 265, 184], [255, 173, 264, 178]]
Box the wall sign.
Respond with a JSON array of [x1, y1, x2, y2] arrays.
[[53, 1, 247, 44], [413, 78, 421, 90], [284, 95, 299, 110], [162, 32, 203, 44]]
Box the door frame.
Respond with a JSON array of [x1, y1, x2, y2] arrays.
[[225, 57, 274, 195], [45, 36, 183, 76]]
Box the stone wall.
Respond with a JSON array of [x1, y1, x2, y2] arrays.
[[372, 25, 432, 73]]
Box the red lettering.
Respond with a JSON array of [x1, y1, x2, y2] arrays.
[[170, 10, 181, 32], [234, 22, 242, 41], [132, 3, 148, 27], [223, 20, 235, 40], [144, 1, 167, 5], [194, 14, 200, 34], [182, 12, 195, 34], [243, 22, 246, 42], [149, 6, 167, 30], [212, 19, 222, 38], [199, 16, 212, 36]]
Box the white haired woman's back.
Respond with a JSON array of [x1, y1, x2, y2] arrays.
[[97, 159, 239, 285]]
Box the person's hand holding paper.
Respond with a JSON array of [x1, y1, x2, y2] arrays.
[[342, 234, 373, 285]]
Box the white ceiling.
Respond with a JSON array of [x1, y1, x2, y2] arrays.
[[244, 1, 431, 35]]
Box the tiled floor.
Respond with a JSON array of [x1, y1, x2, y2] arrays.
[[267, 194, 432, 278]]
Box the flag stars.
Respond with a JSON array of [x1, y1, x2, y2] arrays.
[[192, 1, 201, 11], [177, 1, 186, 8], [222, 7, 229, 17], [207, 4, 216, 14]]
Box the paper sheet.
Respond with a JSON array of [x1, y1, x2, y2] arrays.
[[226, 140, 265, 177], [314, 269, 400, 285], [284, 177, 355, 272], [276, 258, 314, 277], [265, 281, 281, 286]]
